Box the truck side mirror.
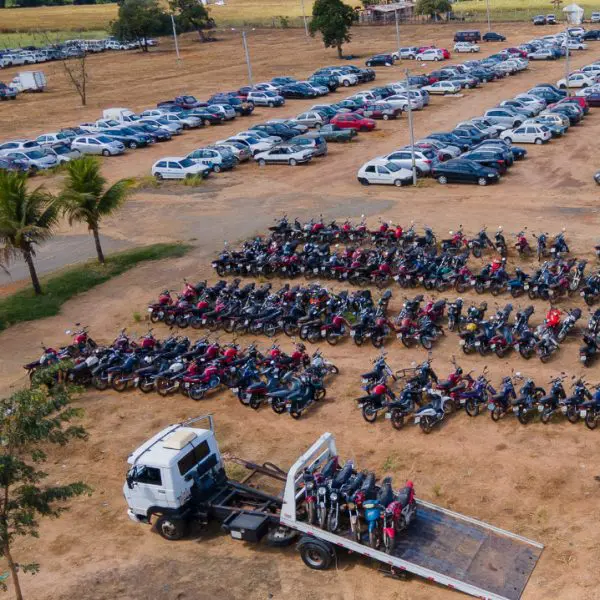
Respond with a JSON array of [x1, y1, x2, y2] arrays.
[[126, 474, 135, 489]]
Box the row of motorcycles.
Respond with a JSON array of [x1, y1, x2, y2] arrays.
[[265, 216, 578, 262], [302, 455, 416, 553], [23, 328, 338, 419], [356, 355, 600, 432], [211, 227, 599, 306]]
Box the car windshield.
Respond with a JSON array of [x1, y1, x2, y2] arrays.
[[265, 91, 278, 97], [183, 96, 196, 103], [53, 145, 70, 154], [24, 151, 44, 159], [97, 136, 113, 143], [179, 158, 195, 168], [386, 162, 402, 172], [244, 137, 260, 144], [288, 145, 303, 152]]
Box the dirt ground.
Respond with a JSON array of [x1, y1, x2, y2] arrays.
[[1, 23, 600, 600]]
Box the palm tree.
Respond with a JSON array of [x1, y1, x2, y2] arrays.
[[59, 156, 133, 264], [0, 171, 58, 295]]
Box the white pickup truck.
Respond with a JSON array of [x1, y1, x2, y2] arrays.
[[124, 416, 543, 600]]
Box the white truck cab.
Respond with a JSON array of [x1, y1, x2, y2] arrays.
[[124, 415, 223, 525]]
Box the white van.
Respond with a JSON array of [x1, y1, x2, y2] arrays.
[[103, 107, 137, 123]]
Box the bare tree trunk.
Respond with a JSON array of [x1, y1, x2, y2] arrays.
[[141, 37, 149, 52], [22, 249, 42, 295], [198, 29, 207, 42], [4, 544, 23, 600], [337, 43, 343, 59], [92, 226, 105, 264]]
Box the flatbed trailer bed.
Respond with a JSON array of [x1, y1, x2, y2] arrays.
[[280, 433, 543, 600]]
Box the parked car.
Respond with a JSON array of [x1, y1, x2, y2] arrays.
[[432, 158, 501, 186], [152, 157, 211, 180], [583, 90, 600, 107], [499, 99, 538, 117], [591, 13, 600, 23], [393, 47, 419, 60], [382, 148, 436, 175], [5, 149, 57, 171], [252, 82, 282, 93], [128, 122, 172, 142], [417, 138, 462, 160], [533, 15, 546, 25], [546, 14, 557, 24], [330, 113, 376, 131], [294, 110, 329, 129], [280, 84, 317, 99], [522, 117, 566, 137], [366, 54, 394, 67], [307, 123, 357, 143], [557, 72, 597, 89], [308, 75, 339, 92], [225, 135, 273, 156], [213, 141, 251, 162], [357, 159, 412, 186], [528, 48, 557, 60], [271, 76, 296, 86], [43, 143, 82, 163], [160, 95, 204, 110], [359, 102, 402, 120], [483, 32, 506, 42], [103, 127, 152, 149], [185, 147, 237, 172], [71, 135, 125, 156], [210, 96, 254, 116], [0, 156, 29, 172], [454, 42, 480, 53], [0, 82, 18, 100], [484, 107, 524, 128], [385, 92, 423, 110], [140, 117, 183, 134], [422, 81, 461, 95], [36, 131, 73, 146], [251, 123, 296, 140], [595, 170, 600, 184], [254, 145, 314, 166], [461, 149, 509, 174], [290, 135, 328, 157], [416, 48, 445, 61], [500, 124, 552, 144]]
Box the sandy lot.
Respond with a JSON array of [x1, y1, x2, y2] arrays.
[[1, 23, 600, 600]]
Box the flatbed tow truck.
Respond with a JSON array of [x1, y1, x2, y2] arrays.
[[124, 416, 543, 600]]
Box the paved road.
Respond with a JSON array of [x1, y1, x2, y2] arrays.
[[0, 234, 133, 286]]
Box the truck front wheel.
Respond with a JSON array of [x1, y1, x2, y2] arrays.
[[298, 537, 334, 570], [155, 515, 188, 541]]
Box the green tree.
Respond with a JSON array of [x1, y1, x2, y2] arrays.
[[0, 172, 57, 296], [111, 0, 169, 52], [415, 0, 452, 20], [310, 0, 357, 59], [170, 0, 216, 42], [59, 157, 133, 264], [0, 379, 89, 600]]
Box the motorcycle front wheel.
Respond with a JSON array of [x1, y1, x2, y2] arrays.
[[92, 375, 108, 391], [585, 411, 598, 430], [111, 375, 128, 392], [419, 415, 435, 433], [390, 409, 405, 430], [271, 399, 287, 414], [491, 406, 503, 421], [465, 399, 479, 417], [362, 403, 378, 423]]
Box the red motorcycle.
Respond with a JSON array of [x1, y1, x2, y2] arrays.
[[382, 481, 417, 554], [65, 323, 97, 355], [370, 262, 393, 289], [515, 231, 532, 257], [148, 289, 173, 323], [319, 314, 350, 345], [419, 299, 446, 323]]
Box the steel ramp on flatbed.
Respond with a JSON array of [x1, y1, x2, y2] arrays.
[[391, 500, 543, 600]]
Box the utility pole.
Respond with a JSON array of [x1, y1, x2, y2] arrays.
[[405, 68, 417, 186], [395, 9, 401, 53], [301, 0, 309, 37], [171, 14, 181, 62], [242, 30, 253, 87], [485, 0, 491, 32]]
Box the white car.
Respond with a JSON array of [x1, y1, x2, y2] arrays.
[[592, 12, 600, 23], [207, 104, 236, 121], [327, 70, 358, 86], [225, 135, 273, 156], [454, 42, 480, 53], [42, 144, 82, 164], [457, 120, 499, 138], [152, 157, 211, 180], [580, 64, 600, 77], [37, 133, 73, 147], [357, 159, 412, 186], [422, 81, 461, 95], [252, 82, 281, 93], [254, 145, 313, 166], [0, 139, 41, 155], [575, 84, 600, 97], [562, 39, 587, 51], [557, 72, 596, 89], [514, 94, 547, 112], [415, 48, 445, 61], [500, 124, 552, 145]]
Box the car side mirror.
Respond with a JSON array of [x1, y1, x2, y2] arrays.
[[126, 474, 135, 489]]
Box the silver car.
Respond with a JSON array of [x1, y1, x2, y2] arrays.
[[382, 148, 436, 175], [71, 135, 125, 156], [6, 149, 58, 171], [483, 108, 524, 128], [140, 117, 183, 135], [294, 111, 329, 129], [290, 134, 328, 157]]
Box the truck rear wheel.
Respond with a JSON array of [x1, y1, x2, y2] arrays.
[[298, 538, 334, 570], [266, 526, 297, 547], [155, 516, 187, 541]]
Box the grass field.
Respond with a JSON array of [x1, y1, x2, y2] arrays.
[[0, 243, 190, 331], [453, 0, 599, 21]]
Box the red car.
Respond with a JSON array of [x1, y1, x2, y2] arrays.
[[419, 45, 450, 59], [549, 96, 589, 111], [331, 113, 376, 131], [356, 103, 402, 120]]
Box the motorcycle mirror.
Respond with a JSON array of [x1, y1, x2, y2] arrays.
[[65, 330, 71, 335]]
